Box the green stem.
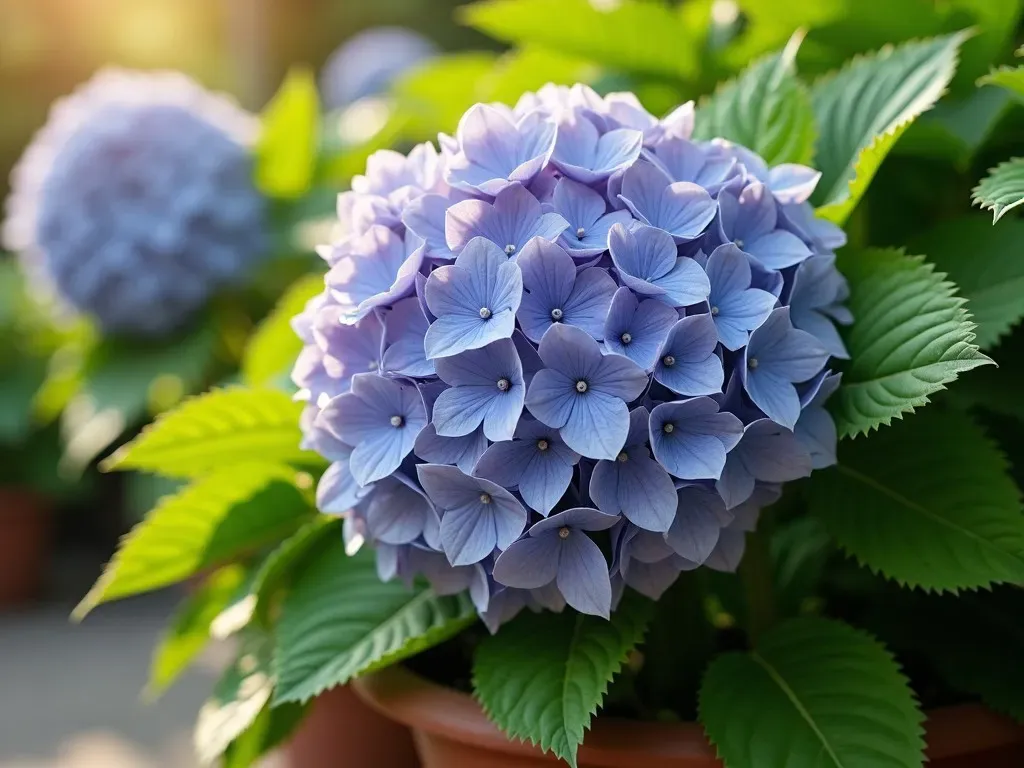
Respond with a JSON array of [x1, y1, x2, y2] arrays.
[[738, 523, 777, 644]]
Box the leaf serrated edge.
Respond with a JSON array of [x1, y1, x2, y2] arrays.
[[972, 157, 1024, 223], [471, 602, 652, 767], [812, 30, 970, 217], [698, 617, 927, 762], [836, 251, 993, 439]]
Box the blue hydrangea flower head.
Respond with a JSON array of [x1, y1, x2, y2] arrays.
[[320, 27, 437, 109], [295, 83, 852, 628], [3, 69, 268, 337]]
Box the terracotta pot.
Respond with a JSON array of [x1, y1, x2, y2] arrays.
[[354, 665, 1024, 768], [280, 683, 420, 768], [0, 488, 50, 607]]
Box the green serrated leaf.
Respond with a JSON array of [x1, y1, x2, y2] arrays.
[[973, 158, 1024, 223], [979, 65, 1024, 98], [831, 248, 991, 438], [274, 541, 476, 704], [242, 273, 324, 387], [103, 387, 319, 477], [250, 514, 340, 626], [75, 463, 311, 617], [458, 0, 700, 79], [811, 32, 968, 223], [472, 594, 654, 766], [699, 616, 925, 768], [147, 565, 247, 698], [256, 67, 319, 199], [910, 216, 1024, 347], [694, 32, 816, 166], [195, 632, 275, 765], [808, 409, 1024, 592]]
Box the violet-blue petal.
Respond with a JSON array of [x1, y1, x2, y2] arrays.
[[704, 528, 746, 573], [716, 419, 812, 508], [381, 297, 434, 378], [618, 161, 716, 242], [665, 485, 723, 563], [556, 531, 613, 617], [589, 408, 677, 532], [608, 222, 710, 306], [491, 535, 561, 588], [741, 307, 830, 429], [318, 373, 427, 485], [432, 338, 524, 441], [446, 106, 557, 195], [653, 314, 723, 396], [317, 455, 372, 514], [649, 397, 743, 480], [402, 193, 454, 260], [795, 372, 841, 469], [603, 287, 678, 370], [327, 224, 423, 323], [767, 164, 821, 205], [423, 237, 523, 359], [550, 115, 643, 184], [716, 183, 810, 270], [705, 243, 777, 351], [473, 419, 580, 515], [364, 474, 434, 545], [788, 253, 851, 359], [552, 177, 634, 257], [416, 463, 528, 566], [648, 138, 739, 195], [314, 307, 385, 390], [413, 424, 488, 474], [517, 239, 615, 342], [445, 182, 567, 256]]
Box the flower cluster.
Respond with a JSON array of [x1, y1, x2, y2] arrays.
[[293, 84, 849, 630], [2, 69, 269, 337]]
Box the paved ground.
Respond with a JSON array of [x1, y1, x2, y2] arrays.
[[0, 587, 217, 767]]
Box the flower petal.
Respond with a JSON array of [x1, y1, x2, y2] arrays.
[[557, 531, 612, 617], [590, 445, 677, 532], [492, 535, 561, 588]]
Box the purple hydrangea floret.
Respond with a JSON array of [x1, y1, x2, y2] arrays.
[[292, 84, 851, 630]]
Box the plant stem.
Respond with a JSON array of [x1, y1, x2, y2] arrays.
[[738, 523, 777, 645]]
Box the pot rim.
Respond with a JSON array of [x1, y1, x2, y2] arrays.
[[353, 664, 1024, 764]]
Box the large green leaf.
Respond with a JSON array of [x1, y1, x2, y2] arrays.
[[694, 33, 815, 166], [831, 248, 991, 438], [811, 33, 967, 223], [103, 387, 319, 477], [250, 515, 340, 626], [699, 616, 925, 768], [978, 66, 1024, 99], [242, 272, 324, 388], [147, 565, 247, 698], [459, 0, 701, 79], [255, 67, 319, 200], [274, 541, 477, 704], [911, 216, 1024, 347], [195, 632, 276, 765], [472, 594, 654, 767], [973, 158, 1024, 223], [75, 463, 311, 616], [808, 409, 1024, 592]]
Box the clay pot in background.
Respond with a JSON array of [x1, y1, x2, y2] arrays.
[[354, 665, 1024, 768], [0, 488, 50, 607], [280, 683, 420, 768]]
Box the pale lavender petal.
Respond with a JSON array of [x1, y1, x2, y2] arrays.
[[317, 459, 372, 514], [413, 424, 488, 474], [603, 287, 677, 370], [381, 297, 434, 378], [649, 398, 743, 480]]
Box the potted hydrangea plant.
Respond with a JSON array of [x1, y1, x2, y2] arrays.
[[76, 23, 1024, 768]]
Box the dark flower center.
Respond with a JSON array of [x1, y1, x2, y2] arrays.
[[479, 306, 492, 319], [479, 492, 492, 504], [620, 332, 632, 345], [710, 306, 720, 316], [550, 307, 564, 321], [497, 378, 510, 392], [558, 527, 570, 539], [616, 451, 628, 463], [390, 415, 404, 428], [662, 422, 675, 434], [537, 439, 550, 451], [662, 355, 676, 367], [575, 380, 589, 393], [748, 357, 759, 370], [504, 243, 516, 255], [576, 227, 586, 238]]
